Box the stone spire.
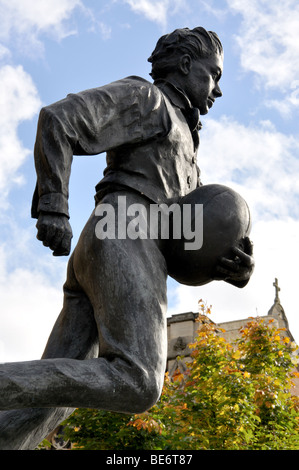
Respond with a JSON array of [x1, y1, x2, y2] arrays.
[[268, 278, 284, 319], [268, 278, 294, 341]]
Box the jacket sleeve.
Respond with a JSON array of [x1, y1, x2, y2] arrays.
[[31, 78, 170, 219]]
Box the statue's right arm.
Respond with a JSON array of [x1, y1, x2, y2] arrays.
[[32, 88, 120, 256], [33, 99, 81, 256]]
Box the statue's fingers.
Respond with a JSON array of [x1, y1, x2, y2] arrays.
[[218, 256, 240, 271], [244, 236, 254, 255], [36, 221, 47, 242], [53, 232, 72, 256], [231, 247, 253, 267]]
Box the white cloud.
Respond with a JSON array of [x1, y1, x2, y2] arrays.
[[0, 0, 82, 36], [200, 0, 230, 20], [0, 0, 83, 56], [97, 22, 112, 40], [0, 261, 64, 363], [0, 44, 10, 61], [0, 65, 40, 126], [0, 226, 67, 362], [265, 80, 299, 117], [199, 115, 299, 220], [0, 65, 41, 205], [124, 0, 184, 28], [226, 0, 299, 114], [0, 1, 89, 201]]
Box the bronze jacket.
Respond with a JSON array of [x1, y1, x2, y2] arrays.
[[31, 76, 202, 219]]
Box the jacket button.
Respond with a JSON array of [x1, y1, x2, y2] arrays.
[[187, 176, 191, 185]]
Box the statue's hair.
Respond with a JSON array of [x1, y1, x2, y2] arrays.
[[148, 27, 223, 80]]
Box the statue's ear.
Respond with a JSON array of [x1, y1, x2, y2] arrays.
[[179, 54, 192, 75]]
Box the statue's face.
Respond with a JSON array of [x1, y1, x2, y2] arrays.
[[183, 52, 223, 115]]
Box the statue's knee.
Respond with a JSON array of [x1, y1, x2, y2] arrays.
[[130, 374, 163, 414]]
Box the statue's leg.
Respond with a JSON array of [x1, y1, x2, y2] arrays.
[[0, 254, 99, 450], [0, 191, 168, 448]]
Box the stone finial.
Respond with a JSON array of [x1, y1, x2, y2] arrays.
[[273, 278, 281, 303]]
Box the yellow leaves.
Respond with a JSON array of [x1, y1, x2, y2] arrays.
[[130, 418, 146, 430], [291, 396, 299, 412], [72, 443, 84, 449], [232, 350, 241, 360], [218, 338, 225, 343], [243, 371, 251, 379], [198, 299, 212, 314], [283, 337, 290, 344], [278, 350, 283, 357], [129, 414, 163, 434], [192, 373, 200, 380], [172, 371, 184, 383], [274, 335, 281, 342], [223, 365, 237, 374], [217, 331, 226, 337]]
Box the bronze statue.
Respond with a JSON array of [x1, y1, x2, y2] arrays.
[[0, 27, 254, 449]]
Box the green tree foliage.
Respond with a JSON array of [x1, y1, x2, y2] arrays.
[[62, 302, 299, 450]]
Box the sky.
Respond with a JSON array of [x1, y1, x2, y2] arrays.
[[0, 0, 299, 362]]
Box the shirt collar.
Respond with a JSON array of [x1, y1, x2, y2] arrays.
[[154, 79, 202, 132]]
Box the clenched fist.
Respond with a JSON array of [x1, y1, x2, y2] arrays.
[[36, 213, 73, 256]]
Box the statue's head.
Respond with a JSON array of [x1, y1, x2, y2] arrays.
[[148, 27, 224, 115], [148, 27, 223, 80]]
